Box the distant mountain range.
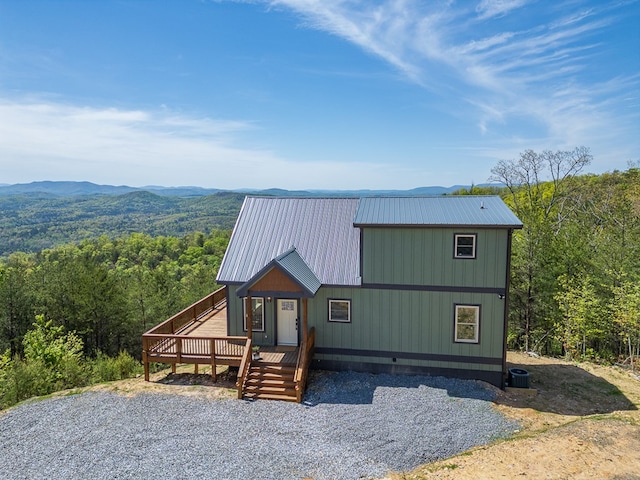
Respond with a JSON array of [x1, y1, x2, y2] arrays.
[[0, 181, 502, 197], [0, 180, 507, 256]]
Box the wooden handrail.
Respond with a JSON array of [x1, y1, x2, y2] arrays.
[[294, 327, 315, 382], [236, 338, 253, 399], [144, 334, 248, 356], [294, 344, 305, 383], [143, 286, 227, 336], [144, 334, 247, 341], [294, 327, 315, 401]]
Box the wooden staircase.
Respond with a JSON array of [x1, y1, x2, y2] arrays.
[[236, 328, 315, 403], [243, 362, 298, 402]]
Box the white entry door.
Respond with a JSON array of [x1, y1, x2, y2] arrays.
[[277, 299, 298, 346]]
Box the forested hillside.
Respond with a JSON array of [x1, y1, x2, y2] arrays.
[[0, 190, 243, 256], [0, 230, 230, 408], [0, 231, 230, 357]]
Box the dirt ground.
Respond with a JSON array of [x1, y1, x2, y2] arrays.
[[389, 352, 640, 480], [50, 354, 640, 479], [89, 364, 239, 401]]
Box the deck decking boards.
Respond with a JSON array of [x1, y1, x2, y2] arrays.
[[177, 305, 228, 337], [254, 347, 298, 365]]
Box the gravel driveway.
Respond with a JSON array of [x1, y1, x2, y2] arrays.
[[0, 371, 518, 480]]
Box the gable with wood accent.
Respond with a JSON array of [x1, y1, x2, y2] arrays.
[[235, 247, 318, 347]]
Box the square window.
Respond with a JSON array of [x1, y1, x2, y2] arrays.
[[243, 297, 265, 332], [329, 299, 351, 323], [455, 305, 480, 343], [454, 234, 477, 259]]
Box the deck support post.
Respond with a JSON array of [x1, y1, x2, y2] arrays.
[[143, 355, 149, 381], [302, 298, 309, 345], [210, 338, 217, 381], [246, 295, 253, 341], [194, 364, 199, 374], [142, 338, 150, 382]]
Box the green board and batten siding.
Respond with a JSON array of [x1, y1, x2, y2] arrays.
[[226, 285, 277, 345], [362, 227, 509, 289], [226, 285, 504, 376], [309, 287, 504, 373]]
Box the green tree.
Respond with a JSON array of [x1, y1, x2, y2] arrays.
[[491, 147, 592, 352], [23, 314, 84, 379], [0, 253, 36, 356], [611, 279, 640, 369], [35, 248, 130, 357], [555, 275, 608, 360]]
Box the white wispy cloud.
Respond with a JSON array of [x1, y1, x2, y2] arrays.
[[0, 97, 410, 189], [475, 0, 528, 20], [270, 0, 424, 81], [264, 0, 639, 165]]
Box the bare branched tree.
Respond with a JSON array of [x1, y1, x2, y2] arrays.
[[490, 147, 592, 352], [490, 147, 592, 230]]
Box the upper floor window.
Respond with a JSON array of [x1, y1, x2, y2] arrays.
[[243, 297, 265, 332], [454, 304, 480, 343], [454, 234, 477, 259], [329, 299, 351, 323]]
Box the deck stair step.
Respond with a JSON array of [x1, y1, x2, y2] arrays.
[[245, 378, 295, 387], [241, 361, 298, 402]]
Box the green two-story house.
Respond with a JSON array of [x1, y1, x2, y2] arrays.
[[216, 195, 522, 387]]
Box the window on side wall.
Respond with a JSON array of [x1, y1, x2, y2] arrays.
[[328, 299, 351, 323], [454, 234, 477, 259], [243, 297, 265, 332], [454, 304, 480, 343]]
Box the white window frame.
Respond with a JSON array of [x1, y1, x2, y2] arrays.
[[328, 299, 351, 323], [454, 304, 480, 343], [242, 297, 265, 332], [454, 233, 477, 259]]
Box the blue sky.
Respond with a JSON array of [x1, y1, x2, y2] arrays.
[[0, 0, 638, 190]]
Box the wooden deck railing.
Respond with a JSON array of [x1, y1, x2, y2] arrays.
[[144, 285, 227, 337], [142, 334, 249, 381], [236, 338, 253, 399], [294, 327, 315, 402], [142, 286, 251, 381]]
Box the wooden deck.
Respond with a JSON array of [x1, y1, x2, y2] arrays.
[[142, 286, 314, 402], [142, 287, 248, 382]]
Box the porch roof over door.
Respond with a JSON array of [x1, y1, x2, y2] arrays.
[[236, 247, 322, 298]]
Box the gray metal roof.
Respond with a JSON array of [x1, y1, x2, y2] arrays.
[[236, 247, 322, 297], [275, 248, 322, 295], [354, 196, 523, 228], [217, 197, 361, 286]]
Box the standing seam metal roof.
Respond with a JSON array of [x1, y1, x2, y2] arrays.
[[235, 247, 321, 297], [216, 197, 361, 286], [353, 196, 523, 227]]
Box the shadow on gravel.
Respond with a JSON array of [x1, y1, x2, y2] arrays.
[[156, 369, 238, 388], [499, 359, 637, 416], [302, 370, 499, 406]]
